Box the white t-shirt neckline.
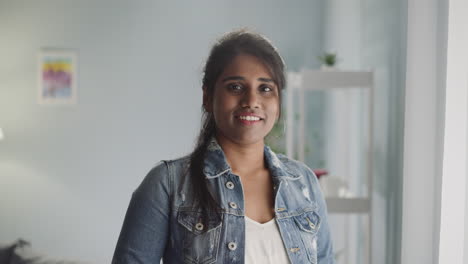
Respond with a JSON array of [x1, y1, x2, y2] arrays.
[[244, 215, 291, 264]]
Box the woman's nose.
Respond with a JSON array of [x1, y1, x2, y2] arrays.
[[241, 89, 260, 109]]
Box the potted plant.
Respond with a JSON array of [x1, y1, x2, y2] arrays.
[[318, 52, 338, 70]]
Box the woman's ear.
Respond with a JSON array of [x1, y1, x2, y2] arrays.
[[202, 86, 212, 112]]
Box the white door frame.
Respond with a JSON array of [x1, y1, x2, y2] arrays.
[[437, 0, 468, 263], [401, 0, 468, 263]]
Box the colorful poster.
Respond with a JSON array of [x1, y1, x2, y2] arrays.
[[38, 49, 77, 104]]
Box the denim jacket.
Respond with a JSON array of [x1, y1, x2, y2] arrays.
[[113, 138, 335, 264]]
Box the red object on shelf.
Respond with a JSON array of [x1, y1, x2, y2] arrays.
[[313, 169, 328, 179]]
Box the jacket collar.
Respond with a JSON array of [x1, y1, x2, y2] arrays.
[[203, 137, 301, 180]]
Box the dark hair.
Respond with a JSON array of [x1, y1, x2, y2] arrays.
[[189, 29, 286, 223]]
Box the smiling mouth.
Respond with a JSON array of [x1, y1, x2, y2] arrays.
[[238, 115, 262, 121], [235, 115, 264, 125]]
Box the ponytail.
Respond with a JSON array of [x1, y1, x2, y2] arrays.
[[189, 113, 222, 225]]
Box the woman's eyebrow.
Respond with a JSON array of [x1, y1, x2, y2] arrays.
[[258, 77, 274, 83], [222, 76, 244, 82], [221, 76, 275, 83]]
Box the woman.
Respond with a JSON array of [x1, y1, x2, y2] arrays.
[[112, 29, 335, 264]]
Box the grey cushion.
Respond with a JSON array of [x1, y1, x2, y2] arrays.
[[0, 240, 16, 264], [8, 239, 88, 264], [9, 239, 44, 264]]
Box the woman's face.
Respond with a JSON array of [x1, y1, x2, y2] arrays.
[[204, 54, 280, 146]]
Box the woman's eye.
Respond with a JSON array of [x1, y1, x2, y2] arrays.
[[261, 86, 273, 92], [228, 84, 243, 91]]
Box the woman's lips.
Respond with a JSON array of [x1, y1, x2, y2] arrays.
[[235, 114, 263, 125]]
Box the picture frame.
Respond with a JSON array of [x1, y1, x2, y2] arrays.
[[38, 49, 77, 104]]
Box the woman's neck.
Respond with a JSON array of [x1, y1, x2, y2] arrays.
[[215, 134, 266, 176]]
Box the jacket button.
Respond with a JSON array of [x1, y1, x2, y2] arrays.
[[226, 181, 235, 189], [228, 242, 237, 251], [229, 202, 238, 209], [306, 217, 316, 229], [195, 222, 204, 231]]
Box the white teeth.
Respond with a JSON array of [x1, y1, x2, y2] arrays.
[[239, 116, 260, 121]]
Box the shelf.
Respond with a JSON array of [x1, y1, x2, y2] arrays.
[[288, 70, 373, 90], [325, 197, 370, 214], [286, 69, 375, 264]]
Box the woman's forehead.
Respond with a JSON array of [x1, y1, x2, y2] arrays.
[[218, 54, 275, 81]]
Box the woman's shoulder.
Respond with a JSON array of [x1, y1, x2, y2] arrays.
[[159, 154, 191, 168], [136, 154, 192, 196], [140, 154, 189, 180], [146, 154, 191, 178]]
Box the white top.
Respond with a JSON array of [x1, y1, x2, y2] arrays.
[[244, 216, 290, 264]]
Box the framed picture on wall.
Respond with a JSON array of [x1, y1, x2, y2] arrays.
[[37, 49, 77, 104]]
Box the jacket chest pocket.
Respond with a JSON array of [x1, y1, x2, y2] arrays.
[[293, 210, 321, 264], [177, 210, 222, 264]]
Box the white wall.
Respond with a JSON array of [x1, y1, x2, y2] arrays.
[[0, 0, 324, 262], [401, 0, 448, 263]]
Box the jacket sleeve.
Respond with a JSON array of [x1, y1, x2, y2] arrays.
[[309, 168, 336, 264], [112, 161, 171, 263]]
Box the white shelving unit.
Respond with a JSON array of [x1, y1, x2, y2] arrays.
[[286, 69, 374, 264]]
